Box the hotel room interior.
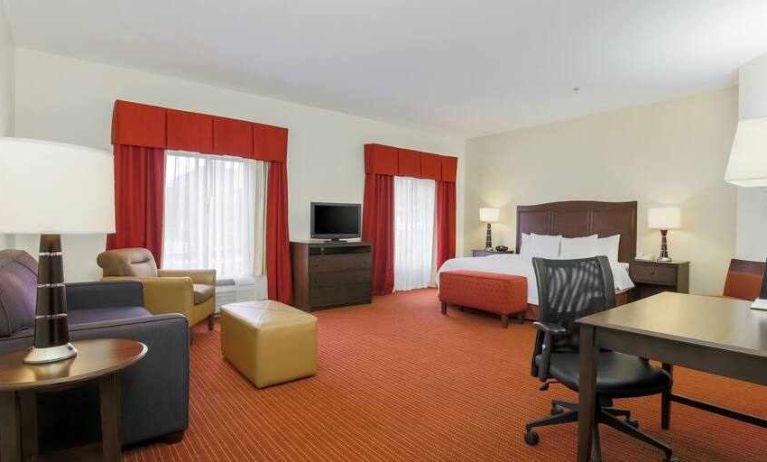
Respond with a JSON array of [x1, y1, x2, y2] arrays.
[[0, 1, 766, 461]]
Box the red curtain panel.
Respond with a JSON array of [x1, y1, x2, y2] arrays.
[[266, 161, 294, 304], [435, 181, 457, 269], [106, 145, 166, 265], [111, 100, 292, 301], [362, 173, 395, 295]]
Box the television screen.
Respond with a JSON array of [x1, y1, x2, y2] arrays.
[[311, 203, 361, 239]]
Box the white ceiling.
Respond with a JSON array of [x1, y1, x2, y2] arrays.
[[4, 0, 767, 136]]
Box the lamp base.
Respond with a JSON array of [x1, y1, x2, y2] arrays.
[[24, 342, 77, 364], [656, 256, 673, 263]]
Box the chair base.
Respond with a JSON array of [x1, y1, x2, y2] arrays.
[[524, 399, 678, 462]]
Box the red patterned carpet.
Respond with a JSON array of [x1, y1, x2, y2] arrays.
[[126, 289, 767, 461]]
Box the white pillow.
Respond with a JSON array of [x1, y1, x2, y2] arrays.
[[595, 234, 621, 262], [561, 235, 598, 258], [526, 233, 562, 257], [520, 233, 532, 256]]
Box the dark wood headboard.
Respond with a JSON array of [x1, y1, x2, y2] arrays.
[[515, 201, 637, 262]]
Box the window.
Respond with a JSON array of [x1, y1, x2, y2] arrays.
[[163, 151, 267, 280], [394, 176, 436, 291]]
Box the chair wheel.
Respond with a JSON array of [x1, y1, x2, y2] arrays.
[[627, 419, 639, 428], [524, 430, 540, 446], [550, 405, 564, 415], [664, 456, 679, 462]]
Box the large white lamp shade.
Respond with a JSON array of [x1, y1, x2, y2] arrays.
[[0, 138, 115, 234], [0, 137, 115, 364], [725, 117, 767, 187]]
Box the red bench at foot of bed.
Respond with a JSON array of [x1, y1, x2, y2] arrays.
[[439, 270, 527, 328]]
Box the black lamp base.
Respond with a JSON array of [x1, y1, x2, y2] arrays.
[[657, 229, 672, 262], [23, 234, 76, 365], [485, 223, 493, 250]]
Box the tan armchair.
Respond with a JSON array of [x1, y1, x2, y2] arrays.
[[97, 248, 216, 333]]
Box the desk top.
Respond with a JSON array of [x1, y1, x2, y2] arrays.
[[577, 292, 767, 358], [0, 339, 147, 391]]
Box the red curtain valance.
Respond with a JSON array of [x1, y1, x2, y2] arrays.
[[112, 100, 288, 163], [364, 143, 457, 182]]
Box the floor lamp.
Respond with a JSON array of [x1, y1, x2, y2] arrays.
[[0, 138, 115, 363], [725, 116, 767, 310]]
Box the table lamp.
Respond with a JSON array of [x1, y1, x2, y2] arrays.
[[479, 208, 500, 250], [647, 207, 681, 262], [0, 138, 115, 363], [724, 116, 767, 310]]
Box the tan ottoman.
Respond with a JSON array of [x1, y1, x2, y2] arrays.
[[221, 300, 317, 388]]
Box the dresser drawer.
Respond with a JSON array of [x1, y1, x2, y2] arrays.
[[310, 270, 371, 288], [309, 254, 371, 273], [310, 283, 371, 307], [630, 263, 677, 286]]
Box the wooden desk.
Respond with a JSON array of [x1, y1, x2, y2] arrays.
[[0, 339, 147, 461], [575, 293, 767, 462]]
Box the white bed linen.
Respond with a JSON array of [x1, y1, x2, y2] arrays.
[[437, 254, 634, 305]]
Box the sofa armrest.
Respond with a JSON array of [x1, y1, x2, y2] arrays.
[[0, 314, 190, 446], [65, 281, 143, 311], [158, 269, 216, 285], [103, 276, 194, 317]]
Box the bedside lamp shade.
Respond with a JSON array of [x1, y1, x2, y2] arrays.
[[0, 138, 115, 234], [647, 207, 681, 230], [0, 137, 115, 364], [725, 117, 767, 187], [479, 208, 500, 223]]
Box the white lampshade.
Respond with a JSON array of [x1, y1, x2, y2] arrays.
[[0, 138, 115, 234], [648, 207, 681, 230], [725, 117, 767, 187], [479, 207, 500, 223]]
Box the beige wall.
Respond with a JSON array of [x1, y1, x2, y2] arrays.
[[465, 88, 738, 294], [8, 48, 466, 281], [0, 5, 12, 136], [0, 7, 13, 251]]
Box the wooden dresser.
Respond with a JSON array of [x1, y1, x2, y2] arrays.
[[290, 241, 372, 311]]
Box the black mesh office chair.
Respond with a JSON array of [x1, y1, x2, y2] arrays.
[[525, 256, 678, 462]]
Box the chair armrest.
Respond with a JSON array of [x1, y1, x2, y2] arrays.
[[158, 269, 216, 285], [533, 322, 567, 335], [65, 281, 143, 310], [103, 276, 194, 316], [532, 322, 568, 382]]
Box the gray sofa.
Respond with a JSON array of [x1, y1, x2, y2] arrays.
[[0, 249, 189, 450]]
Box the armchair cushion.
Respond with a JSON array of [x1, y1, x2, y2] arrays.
[[97, 248, 159, 277], [192, 284, 215, 304]]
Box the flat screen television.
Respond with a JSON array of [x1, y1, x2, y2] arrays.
[[311, 202, 361, 240]]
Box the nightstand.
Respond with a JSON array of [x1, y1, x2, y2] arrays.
[[629, 259, 690, 300], [472, 249, 515, 257]]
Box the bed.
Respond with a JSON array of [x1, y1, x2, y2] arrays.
[[438, 200, 638, 317]]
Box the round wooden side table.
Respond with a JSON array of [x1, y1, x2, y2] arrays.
[[0, 339, 147, 462]]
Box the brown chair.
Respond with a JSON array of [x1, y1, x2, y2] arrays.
[[97, 248, 216, 333], [722, 258, 765, 301]]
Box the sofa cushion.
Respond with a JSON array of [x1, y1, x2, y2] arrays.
[[193, 284, 214, 304], [0, 250, 38, 337], [68, 306, 152, 325]]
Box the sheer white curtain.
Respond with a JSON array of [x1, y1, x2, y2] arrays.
[[394, 176, 436, 291], [163, 150, 267, 280]]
